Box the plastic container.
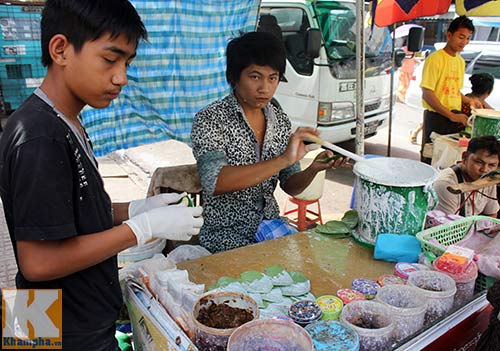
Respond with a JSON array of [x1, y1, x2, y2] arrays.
[[433, 245, 474, 274], [339, 300, 394, 351], [407, 270, 456, 325], [416, 215, 500, 292], [432, 260, 478, 308], [353, 157, 438, 245], [316, 295, 343, 320], [352, 278, 380, 299], [117, 238, 166, 264], [288, 300, 322, 326], [227, 318, 313, 351], [470, 108, 500, 138], [375, 285, 426, 342], [394, 262, 420, 280], [337, 288, 366, 304], [377, 274, 406, 287], [192, 291, 259, 350], [305, 320, 359, 351]]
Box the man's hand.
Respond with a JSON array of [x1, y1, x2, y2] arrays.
[[128, 192, 188, 218], [125, 206, 203, 246]]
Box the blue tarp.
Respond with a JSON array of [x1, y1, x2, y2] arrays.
[[81, 0, 260, 156]]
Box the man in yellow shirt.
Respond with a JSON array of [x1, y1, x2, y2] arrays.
[[420, 16, 480, 164]]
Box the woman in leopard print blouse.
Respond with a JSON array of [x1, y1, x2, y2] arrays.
[[191, 31, 345, 253]]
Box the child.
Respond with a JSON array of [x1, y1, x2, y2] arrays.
[[0, 1, 202, 350], [462, 72, 495, 116]]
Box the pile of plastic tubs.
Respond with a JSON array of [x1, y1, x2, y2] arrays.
[[407, 270, 456, 325], [339, 300, 394, 351], [375, 284, 426, 342]]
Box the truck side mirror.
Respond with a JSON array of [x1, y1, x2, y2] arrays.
[[394, 48, 406, 68], [407, 26, 424, 53], [306, 28, 321, 58]]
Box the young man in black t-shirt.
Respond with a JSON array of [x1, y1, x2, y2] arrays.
[[0, 1, 203, 350]]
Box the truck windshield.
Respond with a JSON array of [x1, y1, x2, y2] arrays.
[[313, 1, 392, 77]]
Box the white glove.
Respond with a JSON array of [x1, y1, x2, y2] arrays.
[[128, 192, 188, 218], [125, 206, 203, 246]]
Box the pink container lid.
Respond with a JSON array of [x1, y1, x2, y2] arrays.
[[394, 262, 420, 280], [432, 260, 478, 283], [377, 274, 406, 287], [336, 288, 366, 304]]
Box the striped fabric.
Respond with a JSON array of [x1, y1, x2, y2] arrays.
[[81, 0, 260, 156]]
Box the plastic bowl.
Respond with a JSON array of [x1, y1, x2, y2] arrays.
[[407, 270, 456, 325], [227, 318, 313, 351], [192, 291, 259, 350], [375, 284, 426, 342], [339, 300, 394, 351]]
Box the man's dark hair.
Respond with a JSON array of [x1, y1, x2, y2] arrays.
[[41, 0, 147, 67], [470, 73, 495, 96], [448, 15, 474, 34], [226, 31, 286, 88], [467, 135, 500, 157]]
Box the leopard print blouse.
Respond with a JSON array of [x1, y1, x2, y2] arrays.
[[191, 93, 300, 253]]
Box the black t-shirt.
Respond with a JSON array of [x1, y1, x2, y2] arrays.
[[0, 95, 122, 344]]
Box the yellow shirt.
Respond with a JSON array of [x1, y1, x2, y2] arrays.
[[420, 49, 465, 112]]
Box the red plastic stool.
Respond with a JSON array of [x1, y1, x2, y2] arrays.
[[283, 196, 323, 231]]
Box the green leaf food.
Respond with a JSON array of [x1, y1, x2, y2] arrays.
[[282, 271, 311, 295], [214, 276, 239, 288], [290, 271, 308, 283], [240, 271, 263, 283], [248, 293, 265, 308], [176, 194, 194, 207], [317, 154, 342, 163], [341, 210, 359, 229], [240, 271, 273, 293], [315, 220, 350, 235], [264, 265, 293, 286], [261, 287, 284, 303]]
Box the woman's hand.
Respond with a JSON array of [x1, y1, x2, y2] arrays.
[[311, 150, 349, 171], [282, 127, 321, 165]]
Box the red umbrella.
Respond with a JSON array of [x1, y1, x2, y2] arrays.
[[372, 0, 500, 27], [372, 0, 451, 27]]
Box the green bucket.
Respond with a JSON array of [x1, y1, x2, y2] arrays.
[[471, 109, 500, 138], [353, 158, 438, 246]]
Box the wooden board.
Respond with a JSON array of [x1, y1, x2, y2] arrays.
[[447, 173, 500, 194], [177, 232, 395, 296]]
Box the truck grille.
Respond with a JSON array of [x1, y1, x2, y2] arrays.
[[365, 101, 381, 113]]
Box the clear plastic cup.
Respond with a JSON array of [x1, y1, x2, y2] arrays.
[[192, 291, 259, 350], [375, 284, 426, 342], [339, 300, 394, 351], [407, 270, 456, 325]]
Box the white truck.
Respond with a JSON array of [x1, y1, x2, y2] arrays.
[[259, 0, 397, 143]]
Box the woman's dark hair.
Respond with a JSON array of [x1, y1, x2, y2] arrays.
[[467, 135, 500, 157], [226, 31, 286, 88], [448, 15, 474, 34], [469, 73, 495, 96], [41, 0, 147, 67]]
